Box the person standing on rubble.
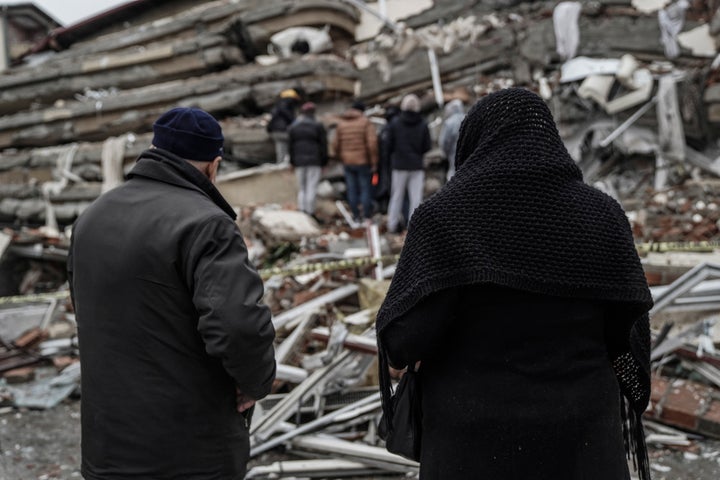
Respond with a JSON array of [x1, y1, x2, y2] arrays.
[[385, 93, 431, 234], [67, 107, 276, 480], [288, 101, 328, 218], [374, 105, 400, 215], [333, 100, 379, 223], [438, 99, 465, 181], [267, 88, 301, 163], [377, 89, 653, 480]]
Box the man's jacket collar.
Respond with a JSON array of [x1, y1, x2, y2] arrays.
[[129, 148, 237, 220]]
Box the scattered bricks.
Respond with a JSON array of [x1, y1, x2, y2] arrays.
[[645, 271, 663, 286], [649, 374, 720, 439], [292, 289, 329, 308], [679, 201, 693, 214], [650, 228, 667, 241], [664, 227, 685, 241], [650, 375, 670, 405], [3, 366, 36, 384], [12, 327, 48, 349], [52, 356, 78, 372], [699, 398, 720, 438], [675, 347, 720, 369], [0, 352, 41, 374], [689, 222, 718, 240], [663, 380, 710, 431]]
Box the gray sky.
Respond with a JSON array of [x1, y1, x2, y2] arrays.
[[4, 0, 127, 25]]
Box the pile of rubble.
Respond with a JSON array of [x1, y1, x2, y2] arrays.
[[2, 0, 720, 477], [2, 207, 720, 477]]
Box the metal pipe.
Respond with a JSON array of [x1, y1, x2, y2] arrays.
[[367, 223, 383, 280], [335, 200, 360, 229], [272, 284, 358, 331], [378, 0, 387, 18], [247, 459, 378, 478], [250, 392, 381, 456], [250, 350, 353, 439], [0, 6, 9, 73], [427, 48, 444, 108], [271, 265, 397, 331], [599, 96, 657, 148], [290, 434, 419, 471]]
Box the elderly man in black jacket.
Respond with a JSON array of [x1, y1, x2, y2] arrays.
[[68, 107, 276, 480]]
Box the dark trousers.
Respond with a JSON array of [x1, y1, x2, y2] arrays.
[[344, 164, 372, 220]]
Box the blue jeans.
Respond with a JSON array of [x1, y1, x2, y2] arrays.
[[344, 165, 372, 220]]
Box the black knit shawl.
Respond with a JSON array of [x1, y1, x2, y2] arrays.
[[376, 88, 653, 479]]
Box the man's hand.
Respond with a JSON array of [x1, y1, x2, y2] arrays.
[[236, 388, 256, 413]]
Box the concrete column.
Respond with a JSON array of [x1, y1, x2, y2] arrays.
[[0, 8, 9, 72]]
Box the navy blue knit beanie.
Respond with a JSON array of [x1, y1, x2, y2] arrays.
[[152, 107, 224, 161], [351, 100, 366, 112]]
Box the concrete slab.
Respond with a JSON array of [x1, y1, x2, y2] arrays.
[[216, 164, 298, 207]]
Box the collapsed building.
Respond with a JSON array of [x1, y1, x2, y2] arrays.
[[1, 0, 720, 478]]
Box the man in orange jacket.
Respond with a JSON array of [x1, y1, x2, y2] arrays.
[[333, 100, 378, 222]]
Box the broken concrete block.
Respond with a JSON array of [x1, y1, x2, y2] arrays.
[[560, 56, 620, 83], [606, 70, 654, 114], [3, 367, 36, 384], [632, 0, 672, 14], [52, 356, 78, 372], [252, 208, 321, 242], [12, 327, 48, 349], [578, 69, 655, 115], [678, 24, 717, 58], [270, 26, 333, 57], [616, 54, 640, 89], [649, 374, 720, 439], [703, 84, 720, 103], [217, 164, 298, 207], [578, 74, 615, 106], [707, 104, 720, 123]]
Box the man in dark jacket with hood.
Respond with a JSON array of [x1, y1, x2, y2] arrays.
[[267, 88, 300, 163], [375, 105, 400, 214], [386, 94, 432, 233], [439, 99, 465, 181], [68, 107, 276, 480], [288, 101, 327, 217]]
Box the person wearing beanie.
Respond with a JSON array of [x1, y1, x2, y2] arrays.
[[385, 93, 431, 233], [351, 99, 366, 112], [267, 89, 301, 163], [377, 89, 653, 480], [288, 102, 328, 217], [68, 107, 276, 480], [333, 99, 378, 222]]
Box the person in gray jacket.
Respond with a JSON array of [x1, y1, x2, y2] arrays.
[[68, 107, 276, 480], [439, 99, 465, 181], [385, 94, 432, 233]]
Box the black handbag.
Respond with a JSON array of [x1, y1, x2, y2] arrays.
[[379, 362, 422, 461]]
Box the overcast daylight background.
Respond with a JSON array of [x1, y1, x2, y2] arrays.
[[4, 0, 128, 25]]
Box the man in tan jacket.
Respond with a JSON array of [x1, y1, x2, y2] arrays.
[[333, 100, 378, 222]]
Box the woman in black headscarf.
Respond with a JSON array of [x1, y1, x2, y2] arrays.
[[376, 88, 652, 480]]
